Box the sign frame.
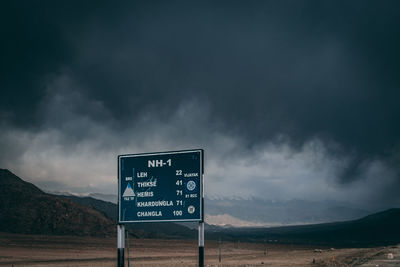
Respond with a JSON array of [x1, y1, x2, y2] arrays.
[[117, 149, 204, 224]]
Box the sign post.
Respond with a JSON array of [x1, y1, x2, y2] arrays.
[[117, 149, 204, 267], [199, 222, 204, 267], [117, 224, 125, 267]]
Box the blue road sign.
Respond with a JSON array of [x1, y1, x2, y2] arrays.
[[118, 149, 204, 223]]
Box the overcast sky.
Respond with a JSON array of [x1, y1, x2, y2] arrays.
[[1, 1, 400, 211]]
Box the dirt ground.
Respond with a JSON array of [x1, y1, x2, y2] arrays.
[[0, 232, 398, 267]]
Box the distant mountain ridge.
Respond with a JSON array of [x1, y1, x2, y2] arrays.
[[216, 208, 400, 246], [49, 191, 117, 204], [205, 197, 370, 226]]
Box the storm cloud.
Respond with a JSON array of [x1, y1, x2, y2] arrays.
[[1, 1, 400, 211]]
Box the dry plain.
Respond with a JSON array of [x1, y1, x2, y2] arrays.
[[0, 232, 398, 267]]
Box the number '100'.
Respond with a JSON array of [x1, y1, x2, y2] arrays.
[[173, 210, 182, 216]]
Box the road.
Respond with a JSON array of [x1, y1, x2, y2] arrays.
[[360, 245, 400, 267]]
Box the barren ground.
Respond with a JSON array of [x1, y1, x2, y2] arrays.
[[0, 232, 398, 267]]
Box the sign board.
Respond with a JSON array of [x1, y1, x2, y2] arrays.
[[118, 149, 204, 223]]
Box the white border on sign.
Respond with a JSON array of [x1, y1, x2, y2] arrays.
[[118, 149, 204, 224]]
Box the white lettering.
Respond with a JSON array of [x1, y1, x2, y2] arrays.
[[137, 211, 162, 217], [137, 180, 157, 187], [137, 200, 173, 207], [136, 191, 154, 197], [184, 173, 199, 178], [148, 159, 172, 168], [137, 172, 148, 178]]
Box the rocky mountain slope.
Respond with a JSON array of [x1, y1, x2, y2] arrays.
[[0, 169, 115, 236]]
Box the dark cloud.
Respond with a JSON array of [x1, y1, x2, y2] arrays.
[[1, 1, 400, 209], [65, 2, 400, 153]]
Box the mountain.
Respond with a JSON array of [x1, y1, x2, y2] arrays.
[[57, 195, 117, 220], [216, 208, 400, 246], [0, 169, 115, 237], [49, 191, 117, 204], [205, 197, 370, 226], [88, 193, 117, 203]]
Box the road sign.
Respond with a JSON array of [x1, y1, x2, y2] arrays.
[[118, 149, 204, 223]]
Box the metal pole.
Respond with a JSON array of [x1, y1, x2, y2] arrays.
[[198, 152, 205, 267], [199, 222, 204, 267], [127, 229, 130, 267], [118, 224, 125, 267], [263, 239, 266, 255], [218, 238, 221, 263]]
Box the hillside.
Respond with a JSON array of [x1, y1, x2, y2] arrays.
[[217, 208, 400, 246], [0, 169, 115, 237], [57, 195, 117, 220]]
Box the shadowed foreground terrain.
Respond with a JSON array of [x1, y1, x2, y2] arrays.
[[0, 232, 399, 267]]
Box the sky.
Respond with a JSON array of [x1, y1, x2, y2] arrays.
[[1, 1, 400, 212]]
